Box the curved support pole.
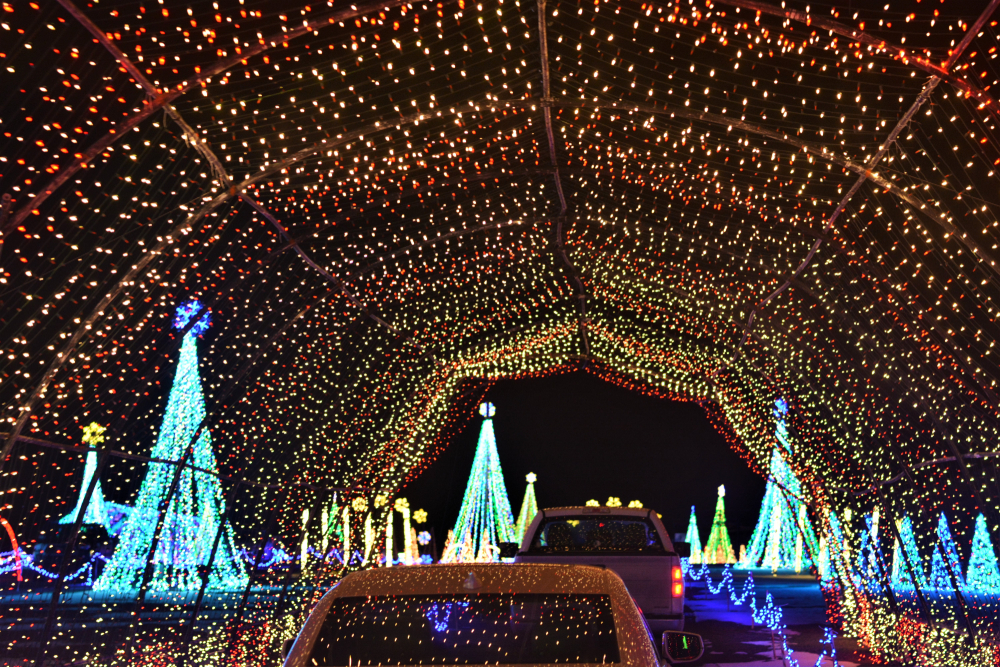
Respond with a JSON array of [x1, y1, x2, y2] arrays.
[[0, 111, 430, 475], [713, 0, 999, 113], [504, 98, 1000, 274], [348, 218, 539, 280], [3, 0, 411, 238], [715, 0, 1000, 389]]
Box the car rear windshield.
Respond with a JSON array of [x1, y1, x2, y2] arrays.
[[308, 593, 620, 665], [527, 517, 666, 554]]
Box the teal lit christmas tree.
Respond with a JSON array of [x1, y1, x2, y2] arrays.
[[703, 485, 736, 564], [440, 402, 516, 563], [966, 513, 1000, 595], [684, 506, 703, 565], [928, 512, 966, 593], [738, 399, 818, 571], [59, 423, 110, 530], [890, 515, 926, 591], [514, 472, 538, 544], [94, 300, 247, 592]]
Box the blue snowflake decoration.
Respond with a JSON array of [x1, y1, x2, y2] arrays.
[[173, 299, 211, 337]]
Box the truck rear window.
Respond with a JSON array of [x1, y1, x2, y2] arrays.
[[308, 593, 619, 665], [527, 517, 666, 554]]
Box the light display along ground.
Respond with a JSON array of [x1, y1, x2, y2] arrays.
[[3, 0, 1000, 664]]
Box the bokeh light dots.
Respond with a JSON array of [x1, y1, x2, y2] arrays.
[[2, 0, 1000, 664]]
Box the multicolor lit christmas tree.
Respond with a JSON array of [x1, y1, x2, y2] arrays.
[[703, 485, 737, 564], [94, 301, 247, 592], [440, 402, 516, 563], [966, 513, 1000, 595], [684, 506, 703, 565], [738, 399, 818, 571], [59, 423, 110, 530], [513, 472, 538, 544]]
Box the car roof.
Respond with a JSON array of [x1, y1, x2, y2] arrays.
[[333, 563, 612, 597], [539, 506, 656, 517]]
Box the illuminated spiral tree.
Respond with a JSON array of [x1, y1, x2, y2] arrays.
[[94, 301, 247, 592], [441, 403, 516, 563]]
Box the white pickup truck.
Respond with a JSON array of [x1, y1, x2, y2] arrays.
[[512, 506, 688, 631]]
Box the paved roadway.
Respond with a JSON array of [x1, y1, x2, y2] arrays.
[[684, 568, 868, 666]]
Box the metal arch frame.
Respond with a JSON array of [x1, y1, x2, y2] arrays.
[[717, 0, 1000, 378], [0, 0, 997, 478], [285, 194, 998, 414], [6, 99, 988, 473], [713, 0, 1000, 113], [0, 110, 436, 473], [56, 0, 418, 347], [536, 0, 590, 357], [570, 219, 1000, 429], [269, 168, 559, 254], [503, 98, 1000, 274], [10, 0, 995, 240], [3, 0, 412, 237], [271, 164, 831, 259], [434, 299, 869, 473]]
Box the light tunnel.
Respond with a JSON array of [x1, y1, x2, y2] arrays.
[[2, 0, 1000, 664]]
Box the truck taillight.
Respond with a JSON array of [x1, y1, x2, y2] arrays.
[[671, 566, 683, 596]]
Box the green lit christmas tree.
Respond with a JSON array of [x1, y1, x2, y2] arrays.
[[440, 402, 516, 563], [703, 485, 736, 564], [514, 472, 538, 544], [94, 300, 247, 592], [684, 506, 703, 565]]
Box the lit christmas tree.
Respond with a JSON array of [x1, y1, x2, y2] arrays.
[[684, 506, 703, 565], [94, 300, 247, 592], [928, 512, 966, 594], [440, 402, 516, 563], [890, 515, 926, 592], [966, 513, 1000, 595], [703, 485, 737, 564], [513, 472, 538, 544], [854, 512, 884, 593], [59, 423, 110, 530], [738, 399, 818, 571]]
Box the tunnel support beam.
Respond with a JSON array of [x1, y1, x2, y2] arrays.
[[714, 0, 998, 112], [536, 0, 589, 356]]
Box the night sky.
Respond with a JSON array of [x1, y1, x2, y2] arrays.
[[405, 371, 767, 553]]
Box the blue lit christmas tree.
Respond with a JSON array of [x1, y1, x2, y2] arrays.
[[890, 515, 926, 592], [59, 423, 110, 530], [738, 399, 818, 571], [94, 300, 246, 592], [854, 513, 884, 593], [684, 506, 703, 565], [513, 472, 538, 544], [966, 513, 1000, 595], [440, 403, 516, 563], [928, 512, 966, 594]]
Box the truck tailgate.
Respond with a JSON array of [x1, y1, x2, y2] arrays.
[[515, 554, 678, 617]]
